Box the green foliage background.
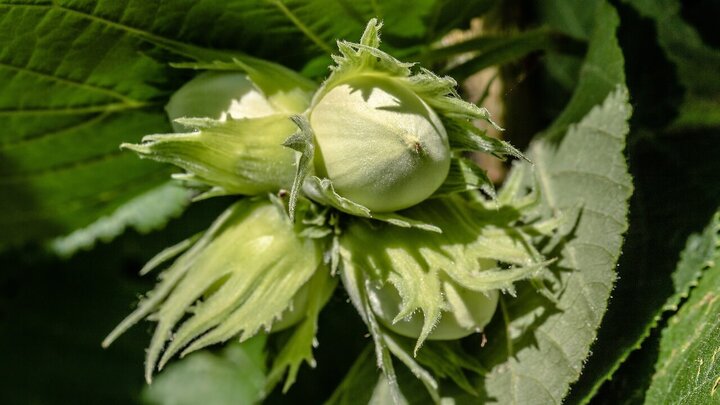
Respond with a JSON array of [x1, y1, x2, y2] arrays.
[[0, 0, 718, 404]]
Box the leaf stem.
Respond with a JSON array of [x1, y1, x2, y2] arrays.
[[499, 295, 514, 357]]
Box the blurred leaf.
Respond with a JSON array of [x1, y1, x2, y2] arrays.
[[528, 0, 602, 121], [680, 0, 720, 48], [49, 181, 192, 257], [424, 28, 553, 61], [326, 345, 437, 405], [624, 0, 720, 130], [644, 221, 720, 404], [612, 1, 683, 131], [436, 28, 584, 81], [540, 2, 625, 141], [0, 196, 238, 405], [142, 337, 268, 405], [0, 245, 149, 404], [625, 0, 720, 97], [535, 0, 602, 40], [673, 96, 720, 130], [422, 0, 498, 44], [325, 346, 380, 405], [472, 3, 632, 401]]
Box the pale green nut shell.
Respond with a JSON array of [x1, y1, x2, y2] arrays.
[[165, 71, 278, 132], [310, 75, 451, 212], [368, 260, 500, 340]]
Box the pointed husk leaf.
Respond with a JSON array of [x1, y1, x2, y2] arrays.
[[103, 198, 323, 383], [122, 115, 298, 196], [340, 194, 554, 352]]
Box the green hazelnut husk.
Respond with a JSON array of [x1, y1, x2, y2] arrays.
[[310, 74, 450, 212]]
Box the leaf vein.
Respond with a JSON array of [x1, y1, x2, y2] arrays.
[[266, 0, 333, 53], [0, 101, 157, 116]]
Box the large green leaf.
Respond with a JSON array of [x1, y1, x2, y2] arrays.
[[2, 0, 348, 250], [0, 0, 500, 251], [0, 1, 180, 248], [471, 3, 632, 402], [477, 87, 632, 404], [565, 2, 720, 401], [0, 0, 344, 249], [643, 212, 720, 404]]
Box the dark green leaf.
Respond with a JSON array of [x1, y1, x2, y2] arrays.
[[644, 221, 720, 404], [540, 1, 625, 141], [324, 346, 379, 405], [0, 1, 180, 247], [535, 0, 602, 40], [439, 29, 584, 81], [586, 210, 720, 405], [665, 210, 720, 312], [568, 128, 720, 404], [0, 0, 335, 249], [624, 0, 720, 130]]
